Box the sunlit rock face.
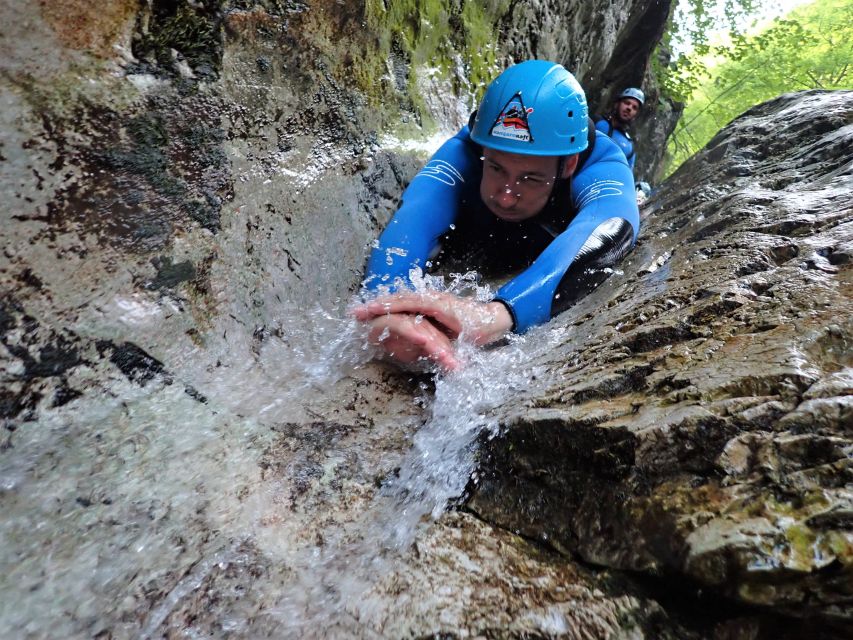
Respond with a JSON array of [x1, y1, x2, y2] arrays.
[[467, 89, 853, 629]]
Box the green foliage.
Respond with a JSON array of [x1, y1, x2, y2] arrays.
[[664, 0, 853, 175], [362, 0, 506, 129], [133, 2, 223, 78], [654, 0, 764, 102]]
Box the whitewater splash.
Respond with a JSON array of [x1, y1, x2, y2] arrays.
[[237, 271, 568, 635], [0, 265, 569, 638]]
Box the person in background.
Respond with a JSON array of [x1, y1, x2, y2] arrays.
[[352, 60, 639, 370], [594, 87, 644, 170]]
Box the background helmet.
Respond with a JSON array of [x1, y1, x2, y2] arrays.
[[618, 87, 645, 106], [470, 60, 588, 156]]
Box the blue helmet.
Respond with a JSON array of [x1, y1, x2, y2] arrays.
[[618, 87, 645, 106], [470, 60, 588, 157]]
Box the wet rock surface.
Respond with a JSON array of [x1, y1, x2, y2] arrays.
[[467, 89, 853, 634], [2, 1, 850, 639]]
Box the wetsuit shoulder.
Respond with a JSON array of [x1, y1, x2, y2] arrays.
[[571, 132, 639, 231], [494, 131, 639, 331], [363, 126, 481, 291]]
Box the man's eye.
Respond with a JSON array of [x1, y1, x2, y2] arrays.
[[522, 175, 543, 184]]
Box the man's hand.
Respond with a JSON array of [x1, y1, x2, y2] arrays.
[[353, 291, 514, 350], [364, 313, 460, 370]]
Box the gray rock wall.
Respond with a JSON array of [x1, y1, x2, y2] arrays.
[[5, 2, 849, 639]]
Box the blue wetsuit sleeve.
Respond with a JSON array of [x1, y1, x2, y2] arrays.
[[494, 132, 640, 332], [364, 127, 480, 291]]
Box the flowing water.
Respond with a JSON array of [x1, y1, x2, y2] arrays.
[[225, 272, 564, 635], [0, 261, 574, 637]]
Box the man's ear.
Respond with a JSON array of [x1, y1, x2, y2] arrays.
[[561, 154, 579, 179]]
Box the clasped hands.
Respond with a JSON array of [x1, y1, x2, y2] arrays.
[[351, 291, 514, 370]]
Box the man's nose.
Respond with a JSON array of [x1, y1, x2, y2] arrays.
[[496, 185, 520, 207]]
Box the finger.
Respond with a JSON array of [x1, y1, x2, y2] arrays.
[[386, 340, 428, 364], [363, 298, 465, 337], [422, 341, 460, 371], [350, 299, 415, 321], [362, 291, 446, 312], [351, 305, 373, 321], [414, 324, 461, 371], [370, 314, 461, 370], [371, 327, 429, 363], [368, 321, 430, 349]]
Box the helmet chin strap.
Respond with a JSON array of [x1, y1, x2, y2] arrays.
[[547, 156, 569, 204]]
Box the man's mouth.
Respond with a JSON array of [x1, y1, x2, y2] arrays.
[[492, 207, 526, 221]]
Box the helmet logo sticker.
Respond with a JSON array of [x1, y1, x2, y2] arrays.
[[489, 93, 534, 143]]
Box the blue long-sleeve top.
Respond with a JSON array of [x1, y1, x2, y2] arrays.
[[364, 125, 639, 332], [594, 117, 636, 169]]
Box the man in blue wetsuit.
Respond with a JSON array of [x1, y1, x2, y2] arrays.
[[593, 87, 644, 170], [353, 61, 639, 370]]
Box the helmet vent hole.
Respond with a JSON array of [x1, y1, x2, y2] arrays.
[[568, 110, 573, 117], [570, 136, 575, 142]]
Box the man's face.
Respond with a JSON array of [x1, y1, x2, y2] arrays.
[[480, 148, 561, 222], [616, 97, 641, 125]]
